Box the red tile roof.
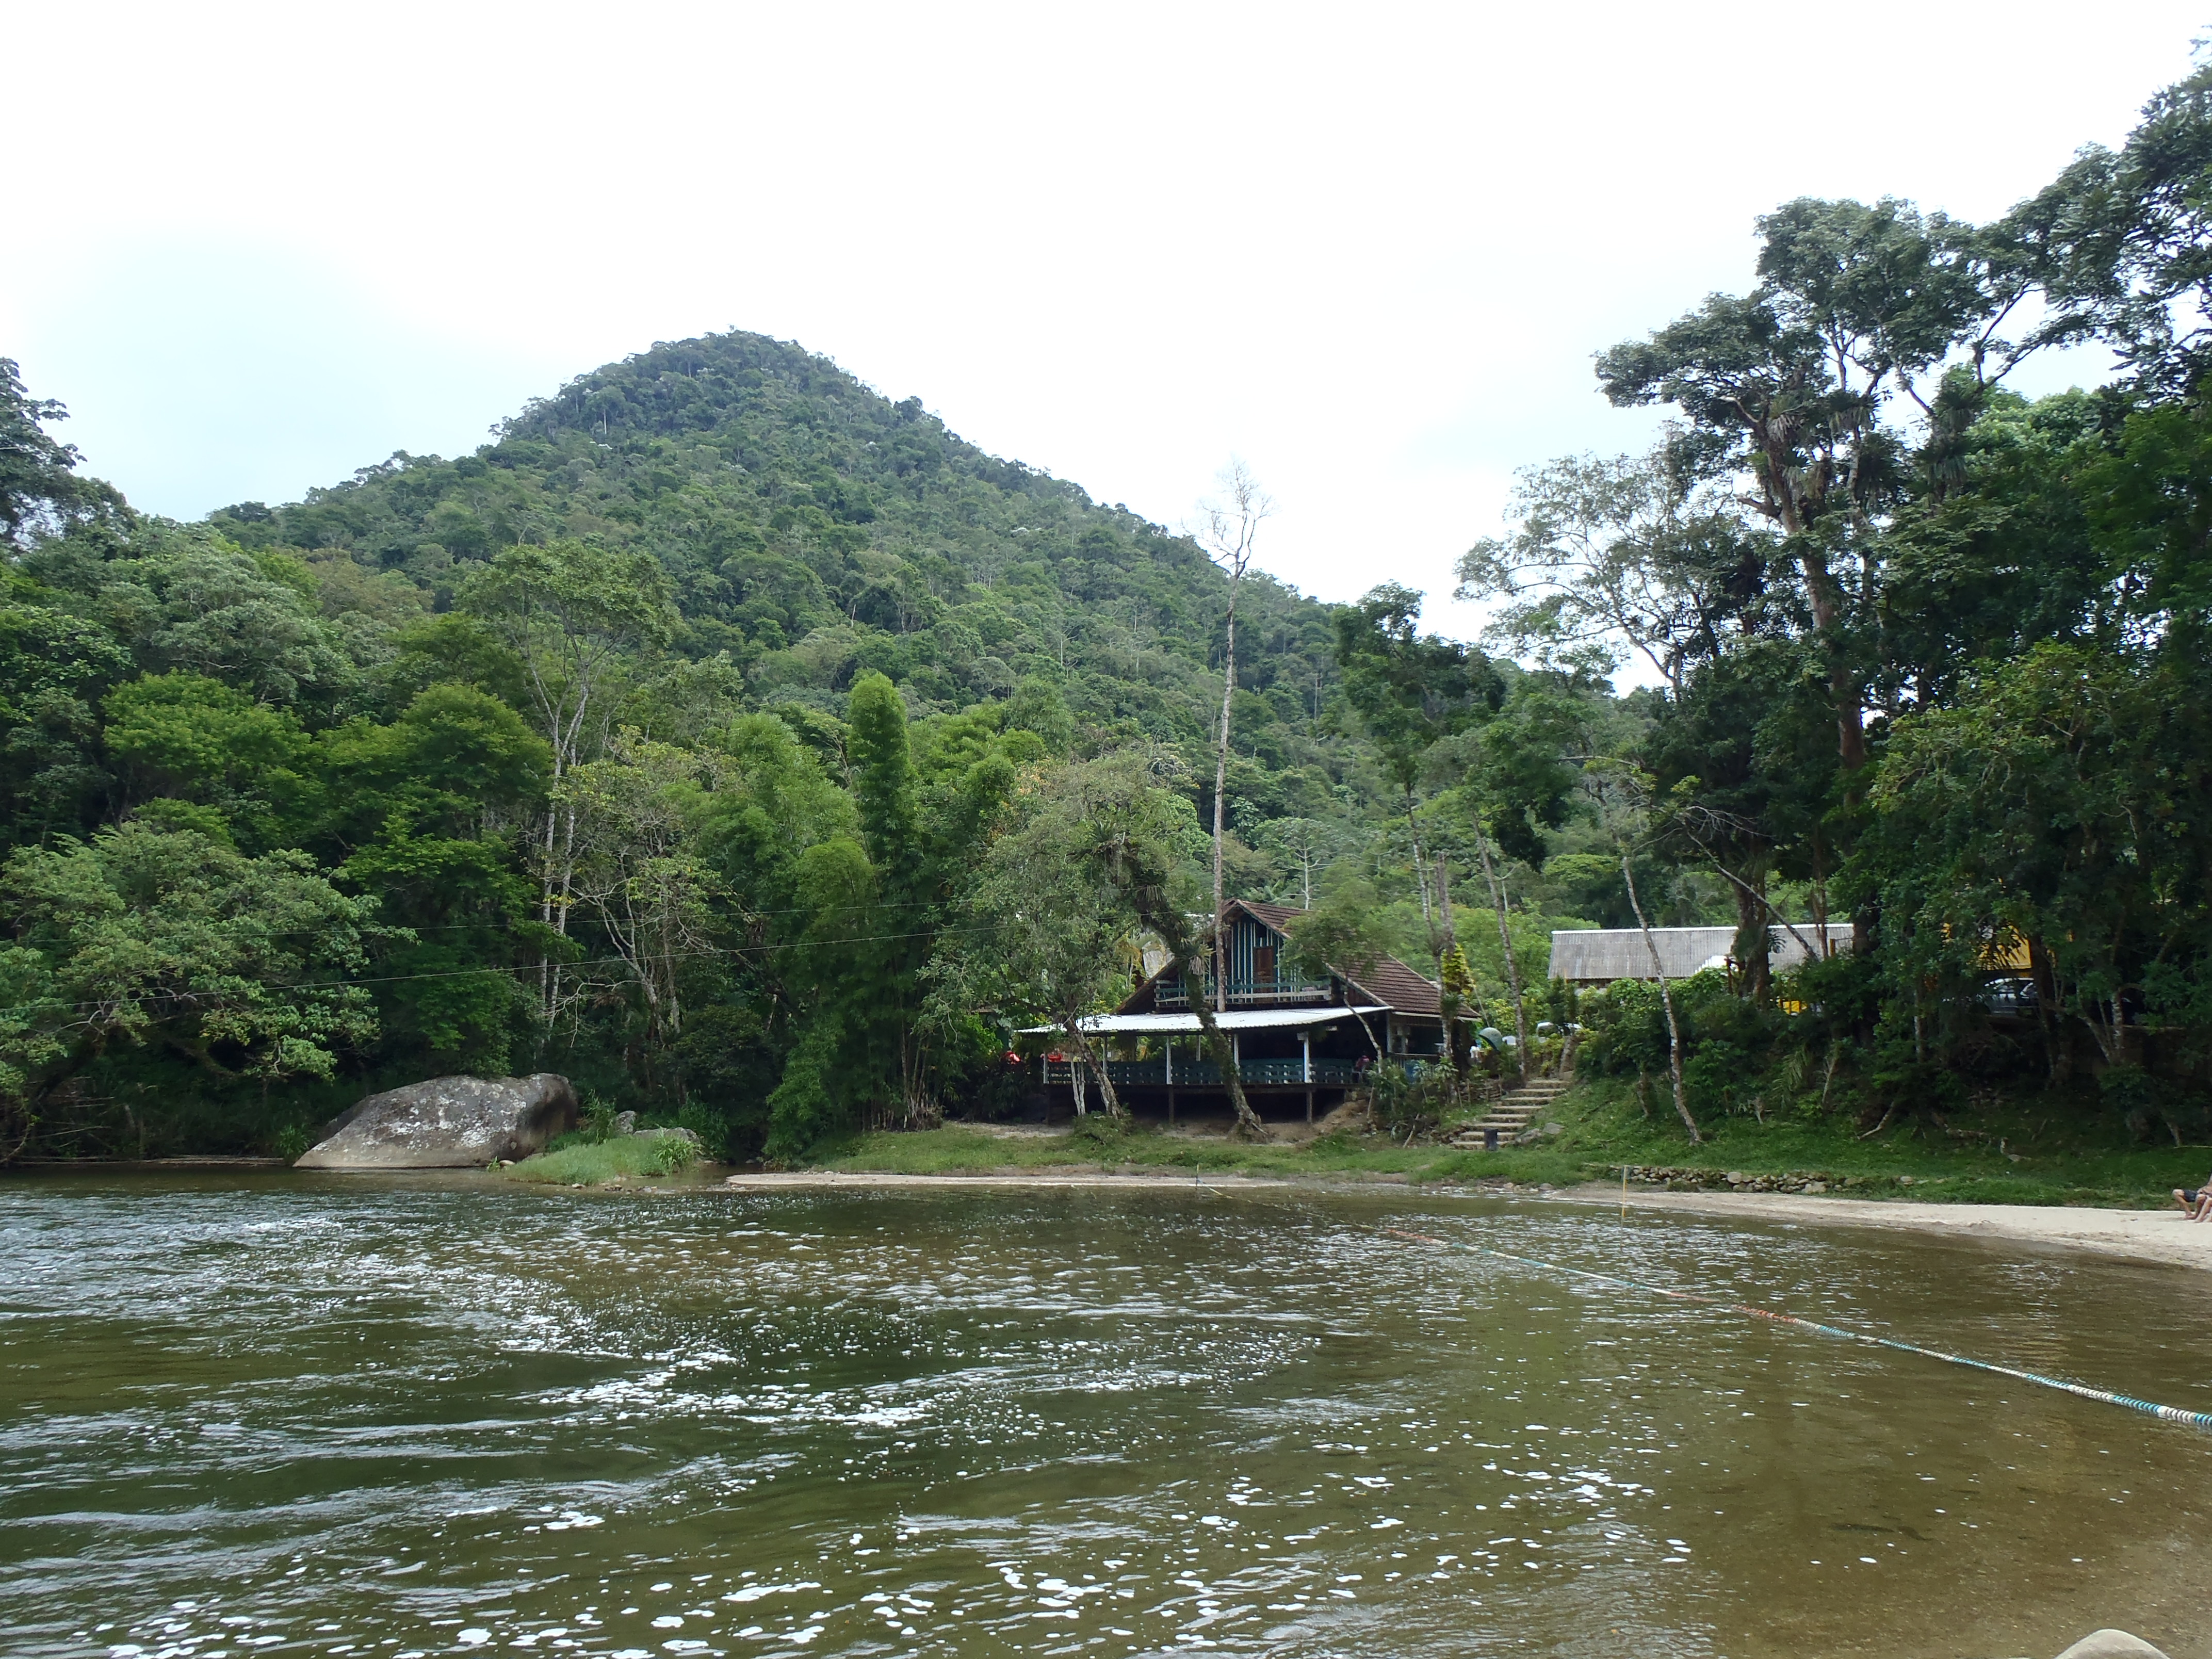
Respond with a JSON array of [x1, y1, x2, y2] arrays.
[[1234, 898, 1305, 934], [1340, 955, 1443, 1017]]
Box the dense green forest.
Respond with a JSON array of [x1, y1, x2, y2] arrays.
[[5, 62, 2212, 1163]]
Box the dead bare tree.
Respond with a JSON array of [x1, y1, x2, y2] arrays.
[[1620, 843, 1698, 1144], [1192, 459, 1272, 1016], [1584, 757, 1700, 1144]]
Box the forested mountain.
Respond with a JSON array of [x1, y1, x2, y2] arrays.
[[7, 59, 2212, 1164], [208, 332, 1343, 768], [0, 331, 1610, 1161]]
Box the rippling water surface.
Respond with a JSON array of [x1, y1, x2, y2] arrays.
[[5, 1173, 2212, 1659]]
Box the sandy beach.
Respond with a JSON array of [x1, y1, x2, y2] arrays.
[[1558, 1183, 2212, 1272], [722, 1170, 1297, 1192], [726, 1169, 2212, 1276]]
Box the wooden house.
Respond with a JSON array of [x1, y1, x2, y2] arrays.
[[1031, 899, 1447, 1124]]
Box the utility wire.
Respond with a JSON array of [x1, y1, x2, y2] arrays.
[[0, 920, 1023, 1021]]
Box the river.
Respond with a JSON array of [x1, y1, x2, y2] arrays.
[[3, 1173, 2209, 1658]]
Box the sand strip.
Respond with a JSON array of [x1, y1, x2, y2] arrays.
[[1557, 1184, 2212, 1272], [722, 1170, 2212, 1273], [722, 1171, 1295, 1191]]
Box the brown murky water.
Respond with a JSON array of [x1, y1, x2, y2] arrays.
[[3, 1173, 2208, 1658]]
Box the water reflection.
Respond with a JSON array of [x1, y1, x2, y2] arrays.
[[3, 1176, 2210, 1658]]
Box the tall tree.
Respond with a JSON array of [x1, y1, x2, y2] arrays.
[[1582, 760, 1700, 1144], [1193, 460, 1270, 1013], [457, 540, 674, 1023], [1082, 748, 1267, 1137], [0, 359, 124, 552], [1593, 198, 2015, 776], [935, 753, 1165, 1120], [2010, 64, 2212, 394], [559, 730, 721, 1070], [1333, 584, 1509, 1057], [847, 672, 939, 1124], [1457, 443, 1770, 693], [0, 824, 381, 1157], [1434, 673, 1583, 1060]]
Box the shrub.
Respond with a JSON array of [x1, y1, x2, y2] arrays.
[[502, 1132, 700, 1184]]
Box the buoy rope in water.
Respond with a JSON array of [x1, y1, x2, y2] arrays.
[[1377, 1226, 2212, 1431]]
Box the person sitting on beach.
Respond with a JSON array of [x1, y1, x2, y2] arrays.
[[2172, 1177, 2212, 1221]]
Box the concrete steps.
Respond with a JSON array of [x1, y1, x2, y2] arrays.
[[1446, 1075, 1571, 1147]]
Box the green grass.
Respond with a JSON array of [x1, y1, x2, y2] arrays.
[[1526, 1076, 2212, 1209], [812, 1121, 1589, 1186], [503, 1132, 701, 1185], [794, 1083, 2212, 1210]]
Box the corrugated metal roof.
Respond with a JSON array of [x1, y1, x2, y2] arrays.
[[1771, 924, 1853, 971], [1550, 924, 1852, 982], [1020, 1007, 1389, 1035]]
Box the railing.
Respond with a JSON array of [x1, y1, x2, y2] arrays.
[[1153, 971, 1326, 1008], [1042, 1059, 1166, 1086], [1043, 1058, 1363, 1087]]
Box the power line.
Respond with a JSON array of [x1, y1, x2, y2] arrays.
[[0, 919, 1023, 1021]]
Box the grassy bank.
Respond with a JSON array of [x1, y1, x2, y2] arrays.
[[1486, 1077, 2210, 1209], [502, 1131, 702, 1185], [799, 1084, 2212, 1210], [813, 1121, 1589, 1187]]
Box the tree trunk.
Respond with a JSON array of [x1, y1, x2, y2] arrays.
[[534, 682, 595, 1031], [1180, 948, 1262, 1137], [1204, 588, 1255, 1131], [1622, 847, 1698, 1144], [1115, 829, 1263, 1137], [1434, 855, 1470, 1075], [1405, 795, 1433, 936], [1795, 542, 1869, 773], [2028, 932, 2067, 1082], [1731, 873, 1771, 1003], [1212, 595, 1238, 1016], [1434, 851, 1456, 955], [1472, 825, 1529, 1081], [1695, 847, 1817, 974], [1061, 1016, 1126, 1120]]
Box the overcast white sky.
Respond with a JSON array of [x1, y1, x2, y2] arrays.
[[5, 2, 2197, 649]]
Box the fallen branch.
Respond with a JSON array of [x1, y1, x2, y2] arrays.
[[1858, 1102, 1898, 1141]]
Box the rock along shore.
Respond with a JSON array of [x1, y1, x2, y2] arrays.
[[296, 1074, 578, 1169]]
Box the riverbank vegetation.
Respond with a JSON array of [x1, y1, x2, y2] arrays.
[[818, 1119, 1495, 1182], [5, 63, 2212, 1169], [502, 1129, 703, 1185], [811, 1092, 2211, 1210]]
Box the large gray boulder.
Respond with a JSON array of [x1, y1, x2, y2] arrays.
[[2054, 1633, 2171, 1659], [295, 1074, 578, 1169]]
